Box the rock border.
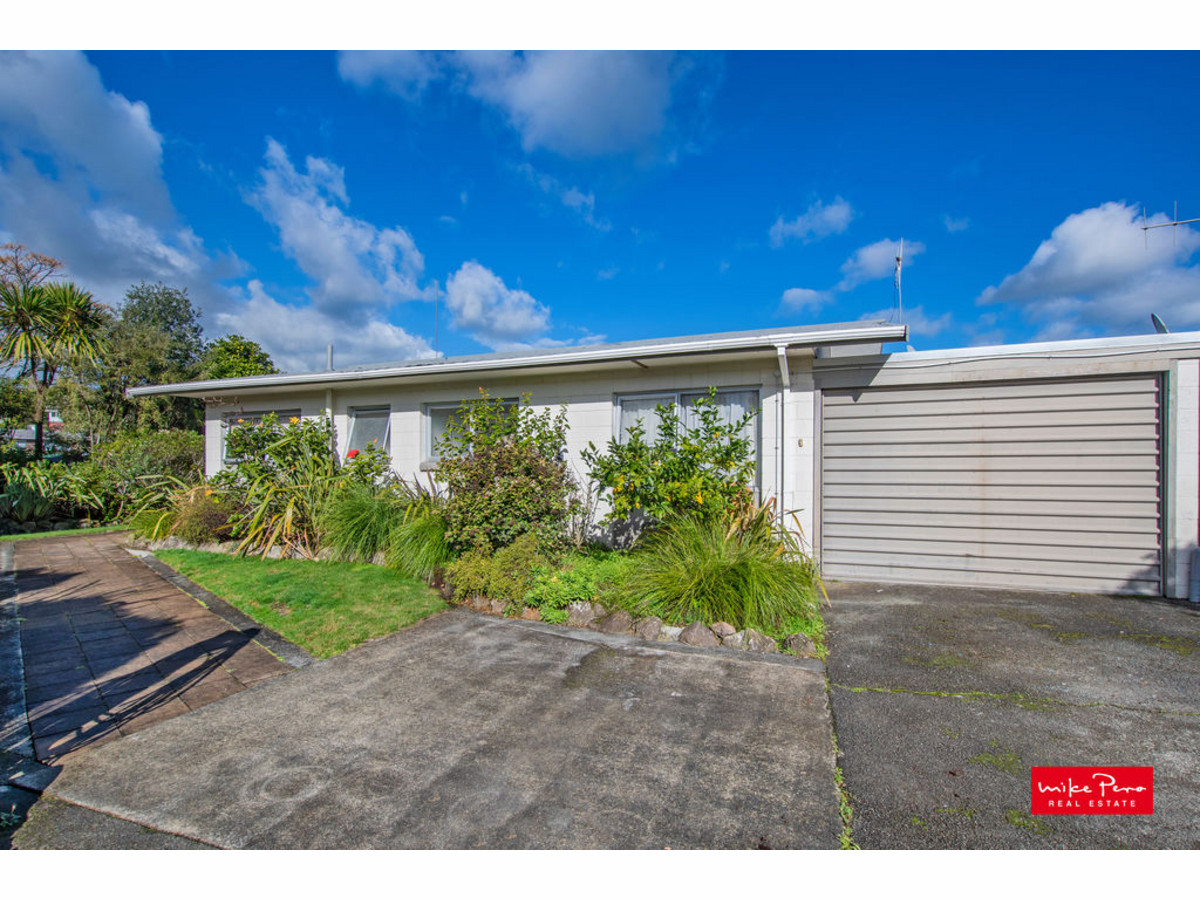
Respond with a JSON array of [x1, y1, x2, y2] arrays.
[[458, 596, 819, 659]]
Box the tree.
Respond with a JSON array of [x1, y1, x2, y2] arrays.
[[202, 334, 279, 379], [0, 243, 62, 291], [120, 281, 205, 372], [0, 281, 107, 459]]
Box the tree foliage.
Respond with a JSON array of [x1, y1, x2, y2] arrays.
[[435, 390, 578, 554], [582, 388, 758, 526], [203, 334, 279, 379]]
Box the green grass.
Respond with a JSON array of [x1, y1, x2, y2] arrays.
[[156, 549, 447, 658], [0, 525, 130, 542]]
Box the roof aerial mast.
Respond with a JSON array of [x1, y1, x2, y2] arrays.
[[894, 238, 904, 326]]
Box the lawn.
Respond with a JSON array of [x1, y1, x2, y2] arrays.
[[155, 550, 448, 658]]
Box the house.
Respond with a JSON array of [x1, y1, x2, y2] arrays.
[[129, 319, 1200, 601]]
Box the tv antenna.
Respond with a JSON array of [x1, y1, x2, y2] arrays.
[[894, 238, 904, 325], [1142, 202, 1199, 248]]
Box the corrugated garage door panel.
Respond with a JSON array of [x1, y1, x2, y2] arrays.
[[820, 375, 1162, 595]]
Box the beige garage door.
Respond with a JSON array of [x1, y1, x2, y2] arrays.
[[820, 375, 1163, 595]]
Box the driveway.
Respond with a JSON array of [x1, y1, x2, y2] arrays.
[[825, 581, 1200, 849], [15, 610, 840, 849]]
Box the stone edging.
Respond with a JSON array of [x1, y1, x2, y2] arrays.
[[458, 596, 819, 658]]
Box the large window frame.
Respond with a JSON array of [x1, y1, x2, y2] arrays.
[[423, 397, 519, 467], [612, 387, 762, 484], [345, 406, 392, 459]]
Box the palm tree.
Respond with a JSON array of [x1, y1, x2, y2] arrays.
[[0, 281, 107, 459]]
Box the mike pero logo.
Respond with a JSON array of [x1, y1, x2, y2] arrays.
[[1031, 767, 1154, 815]]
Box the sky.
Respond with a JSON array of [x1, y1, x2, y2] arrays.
[[1, 49, 1198, 373]]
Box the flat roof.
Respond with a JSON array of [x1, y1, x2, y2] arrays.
[[128, 319, 908, 398]]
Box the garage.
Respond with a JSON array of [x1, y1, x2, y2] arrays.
[[818, 375, 1164, 595]]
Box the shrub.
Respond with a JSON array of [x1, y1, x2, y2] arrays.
[[0, 460, 106, 521], [214, 414, 388, 558], [171, 488, 235, 544], [130, 508, 176, 540], [525, 551, 635, 618], [436, 390, 578, 554], [320, 481, 407, 563], [621, 505, 821, 635], [581, 387, 758, 527], [388, 509, 452, 581], [93, 430, 204, 483], [445, 533, 547, 610]]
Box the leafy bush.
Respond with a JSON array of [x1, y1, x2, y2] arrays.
[[525, 551, 635, 617], [446, 533, 547, 610], [620, 504, 821, 635], [93, 430, 204, 483], [214, 414, 387, 558], [320, 481, 407, 563], [436, 390, 578, 554], [0, 460, 106, 521], [171, 487, 235, 545], [582, 387, 758, 526]]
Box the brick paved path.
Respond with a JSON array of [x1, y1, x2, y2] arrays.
[[13, 533, 291, 762]]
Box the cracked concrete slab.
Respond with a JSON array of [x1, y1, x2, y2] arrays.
[[826, 581, 1200, 849], [16, 610, 840, 849]]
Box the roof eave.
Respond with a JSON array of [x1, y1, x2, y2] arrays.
[[127, 323, 908, 399]]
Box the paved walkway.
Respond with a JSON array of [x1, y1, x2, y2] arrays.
[[9, 533, 292, 763]]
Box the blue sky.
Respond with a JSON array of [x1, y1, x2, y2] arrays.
[[1, 50, 1198, 372]]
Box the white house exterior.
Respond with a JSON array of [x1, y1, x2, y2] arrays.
[[130, 320, 1200, 601]]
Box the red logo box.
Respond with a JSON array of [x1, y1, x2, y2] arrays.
[[1031, 767, 1153, 815]]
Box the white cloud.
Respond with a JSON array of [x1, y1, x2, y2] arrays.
[[336, 50, 440, 101], [215, 280, 434, 374], [339, 50, 690, 159], [0, 51, 224, 305], [597, 267, 619, 281], [837, 238, 925, 291], [978, 202, 1200, 337], [515, 163, 610, 231], [444, 261, 552, 350], [943, 214, 970, 233], [859, 304, 951, 338], [779, 287, 832, 313], [769, 197, 855, 248], [247, 139, 431, 322]]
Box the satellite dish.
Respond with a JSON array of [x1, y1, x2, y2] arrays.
[[1151, 313, 1170, 334]]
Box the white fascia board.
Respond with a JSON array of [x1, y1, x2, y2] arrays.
[[850, 330, 1200, 369], [127, 323, 908, 398]]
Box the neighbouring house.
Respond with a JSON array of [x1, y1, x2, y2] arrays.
[[129, 319, 1200, 601]]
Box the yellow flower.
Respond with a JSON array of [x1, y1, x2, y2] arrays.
[[236, 418, 244, 424], [204, 488, 213, 497], [289, 416, 300, 425], [695, 492, 703, 504]]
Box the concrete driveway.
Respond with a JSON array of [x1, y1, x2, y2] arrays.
[[826, 581, 1200, 849], [15, 610, 840, 849]]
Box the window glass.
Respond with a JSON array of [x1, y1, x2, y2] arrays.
[[681, 389, 759, 459], [347, 407, 390, 455], [426, 400, 518, 461], [618, 395, 672, 444]]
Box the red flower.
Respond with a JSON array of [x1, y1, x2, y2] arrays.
[[346, 449, 360, 459]]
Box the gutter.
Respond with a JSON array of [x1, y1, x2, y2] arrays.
[[127, 323, 908, 399]]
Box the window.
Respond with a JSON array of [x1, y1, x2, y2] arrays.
[[221, 409, 301, 464], [424, 398, 519, 464], [616, 388, 761, 477], [346, 406, 391, 457]]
